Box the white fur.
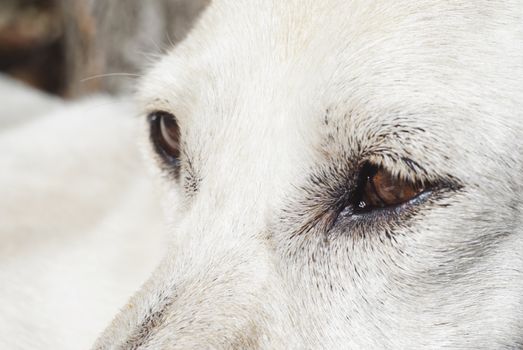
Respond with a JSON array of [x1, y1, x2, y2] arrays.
[[0, 74, 62, 129], [0, 86, 166, 349], [94, 1, 523, 348], [3, 0, 523, 349]]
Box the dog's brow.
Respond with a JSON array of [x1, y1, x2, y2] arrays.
[[318, 109, 454, 184], [139, 51, 198, 120]]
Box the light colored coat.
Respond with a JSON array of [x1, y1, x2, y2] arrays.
[[2, 0, 523, 348]]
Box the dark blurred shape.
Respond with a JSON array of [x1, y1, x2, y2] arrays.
[[62, 0, 209, 97], [0, 0, 209, 98], [0, 0, 64, 94]]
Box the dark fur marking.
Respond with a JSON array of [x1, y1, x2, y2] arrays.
[[183, 151, 201, 196], [122, 297, 174, 350], [401, 157, 425, 174]]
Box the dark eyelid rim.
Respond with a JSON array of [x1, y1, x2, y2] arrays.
[[344, 185, 432, 218], [291, 160, 463, 238], [334, 174, 462, 232]]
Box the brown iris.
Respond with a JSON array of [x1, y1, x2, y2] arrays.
[[149, 111, 181, 164], [355, 164, 424, 212]]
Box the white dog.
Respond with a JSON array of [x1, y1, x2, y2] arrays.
[[92, 0, 523, 348], [3, 0, 523, 349]]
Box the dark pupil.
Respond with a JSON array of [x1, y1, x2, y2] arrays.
[[353, 164, 380, 212], [150, 112, 180, 163], [352, 163, 422, 213]]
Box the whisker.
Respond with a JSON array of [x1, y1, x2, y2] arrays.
[[165, 31, 177, 49], [135, 50, 165, 64], [80, 73, 141, 83]]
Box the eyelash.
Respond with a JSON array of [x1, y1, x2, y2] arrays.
[[298, 162, 458, 238], [146, 109, 458, 235]]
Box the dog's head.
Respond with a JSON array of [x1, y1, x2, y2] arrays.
[[94, 1, 523, 348]]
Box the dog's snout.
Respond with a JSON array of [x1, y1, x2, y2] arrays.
[[93, 215, 280, 349]]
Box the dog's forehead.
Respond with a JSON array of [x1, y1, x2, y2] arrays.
[[143, 1, 517, 98], [141, 0, 522, 181]]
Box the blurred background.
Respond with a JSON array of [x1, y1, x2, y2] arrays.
[[0, 0, 208, 97], [0, 3, 212, 347]]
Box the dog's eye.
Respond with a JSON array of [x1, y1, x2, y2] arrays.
[[148, 111, 181, 164], [353, 164, 424, 213]]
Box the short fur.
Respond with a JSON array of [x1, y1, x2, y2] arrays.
[[3, 0, 522, 348], [92, 1, 523, 348]]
